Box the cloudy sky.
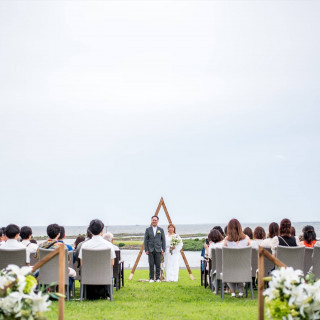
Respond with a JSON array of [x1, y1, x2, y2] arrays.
[[0, 0, 319, 227]]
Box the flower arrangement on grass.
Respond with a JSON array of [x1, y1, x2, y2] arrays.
[[169, 234, 181, 255], [263, 267, 320, 320], [0, 265, 51, 320]]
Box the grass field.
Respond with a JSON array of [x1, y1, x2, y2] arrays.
[[45, 269, 260, 320]]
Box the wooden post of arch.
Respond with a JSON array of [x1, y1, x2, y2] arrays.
[[129, 197, 194, 280]]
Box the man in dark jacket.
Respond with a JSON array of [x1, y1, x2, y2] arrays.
[[144, 216, 166, 282]]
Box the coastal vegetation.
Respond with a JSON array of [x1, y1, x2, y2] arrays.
[[45, 269, 259, 320]]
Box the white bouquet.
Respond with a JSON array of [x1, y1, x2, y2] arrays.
[[169, 235, 181, 255], [263, 267, 320, 320], [0, 265, 51, 320]]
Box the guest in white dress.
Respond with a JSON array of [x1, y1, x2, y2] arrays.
[[260, 222, 279, 248], [251, 226, 266, 248], [208, 229, 224, 259], [165, 224, 183, 282], [224, 219, 251, 298]]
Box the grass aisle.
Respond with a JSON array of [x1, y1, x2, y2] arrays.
[[46, 269, 258, 320]]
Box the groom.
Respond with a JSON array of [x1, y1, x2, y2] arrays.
[[144, 215, 166, 282]]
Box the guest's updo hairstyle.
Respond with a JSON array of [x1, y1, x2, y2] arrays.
[[279, 218, 291, 237], [167, 224, 176, 233], [268, 222, 279, 238], [208, 229, 223, 243], [303, 225, 316, 244], [227, 219, 246, 242], [253, 226, 266, 240]]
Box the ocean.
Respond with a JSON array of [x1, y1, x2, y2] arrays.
[[30, 222, 320, 268], [31, 222, 320, 238]]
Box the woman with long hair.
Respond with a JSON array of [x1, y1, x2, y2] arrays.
[[224, 219, 251, 298], [164, 224, 183, 282], [260, 222, 279, 248], [271, 218, 298, 254]]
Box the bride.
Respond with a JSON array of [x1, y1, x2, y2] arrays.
[[165, 224, 183, 282]]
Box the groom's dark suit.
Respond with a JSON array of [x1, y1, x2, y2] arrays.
[[144, 226, 166, 280]]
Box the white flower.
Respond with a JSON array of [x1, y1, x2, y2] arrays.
[[0, 291, 23, 315], [31, 291, 51, 314]]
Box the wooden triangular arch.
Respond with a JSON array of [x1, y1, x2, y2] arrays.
[[129, 197, 194, 280]]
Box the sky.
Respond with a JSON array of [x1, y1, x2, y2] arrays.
[[0, 0, 319, 227]]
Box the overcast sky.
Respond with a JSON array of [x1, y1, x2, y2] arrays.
[[0, 0, 319, 227]]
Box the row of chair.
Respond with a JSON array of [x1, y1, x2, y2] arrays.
[[201, 245, 320, 299], [0, 247, 124, 301]]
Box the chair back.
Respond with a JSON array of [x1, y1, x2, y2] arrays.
[[304, 247, 313, 275], [215, 247, 223, 280], [210, 247, 216, 272], [29, 253, 39, 266], [313, 246, 320, 280], [263, 247, 274, 277], [38, 248, 69, 285], [222, 247, 252, 283], [251, 247, 258, 277], [276, 246, 305, 271], [0, 248, 26, 269], [81, 248, 112, 285]]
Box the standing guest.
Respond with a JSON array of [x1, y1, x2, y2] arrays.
[[164, 224, 183, 282], [251, 226, 266, 248], [224, 219, 251, 298], [103, 232, 120, 251], [208, 229, 224, 259], [1, 224, 28, 264], [36, 224, 76, 277], [243, 227, 253, 240], [144, 216, 166, 283], [260, 222, 279, 248], [271, 218, 298, 255], [20, 226, 38, 263], [301, 226, 319, 247]]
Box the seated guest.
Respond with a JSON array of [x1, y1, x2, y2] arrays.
[[20, 226, 38, 263], [1, 224, 28, 264], [243, 227, 253, 240], [260, 222, 279, 248], [103, 232, 120, 251], [36, 224, 76, 277], [271, 218, 297, 255], [224, 219, 251, 298], [79, 219, 115, 265], [74, 236, 85, 250], [301, 225, 319, 247], [78, 219, 116, 300], [208, 229, 224, 259], [74, 229, 92, 266], [0, 227, 8, 244], [0, 228, 3, 246], [58, 226, 73, 251], [251, 226, 266, 248], [212, 226, 225, 238]]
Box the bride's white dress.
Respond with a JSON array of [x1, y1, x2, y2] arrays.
[[165, 234, 183, 282]]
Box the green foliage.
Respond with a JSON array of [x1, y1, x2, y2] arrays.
[[45, 269, 259, 320], [182, 239, 205, 251], [118, 243, 125, 248]]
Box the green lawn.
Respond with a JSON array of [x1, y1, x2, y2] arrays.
[[45, 269, 259, 320]]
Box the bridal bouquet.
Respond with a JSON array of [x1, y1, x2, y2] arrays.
[[0, 265, 51, 320], [169, 235, 181, 255], [263, 267, 320, 320]]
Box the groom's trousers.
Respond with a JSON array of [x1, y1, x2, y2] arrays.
[[148, 250, 161, 280]]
